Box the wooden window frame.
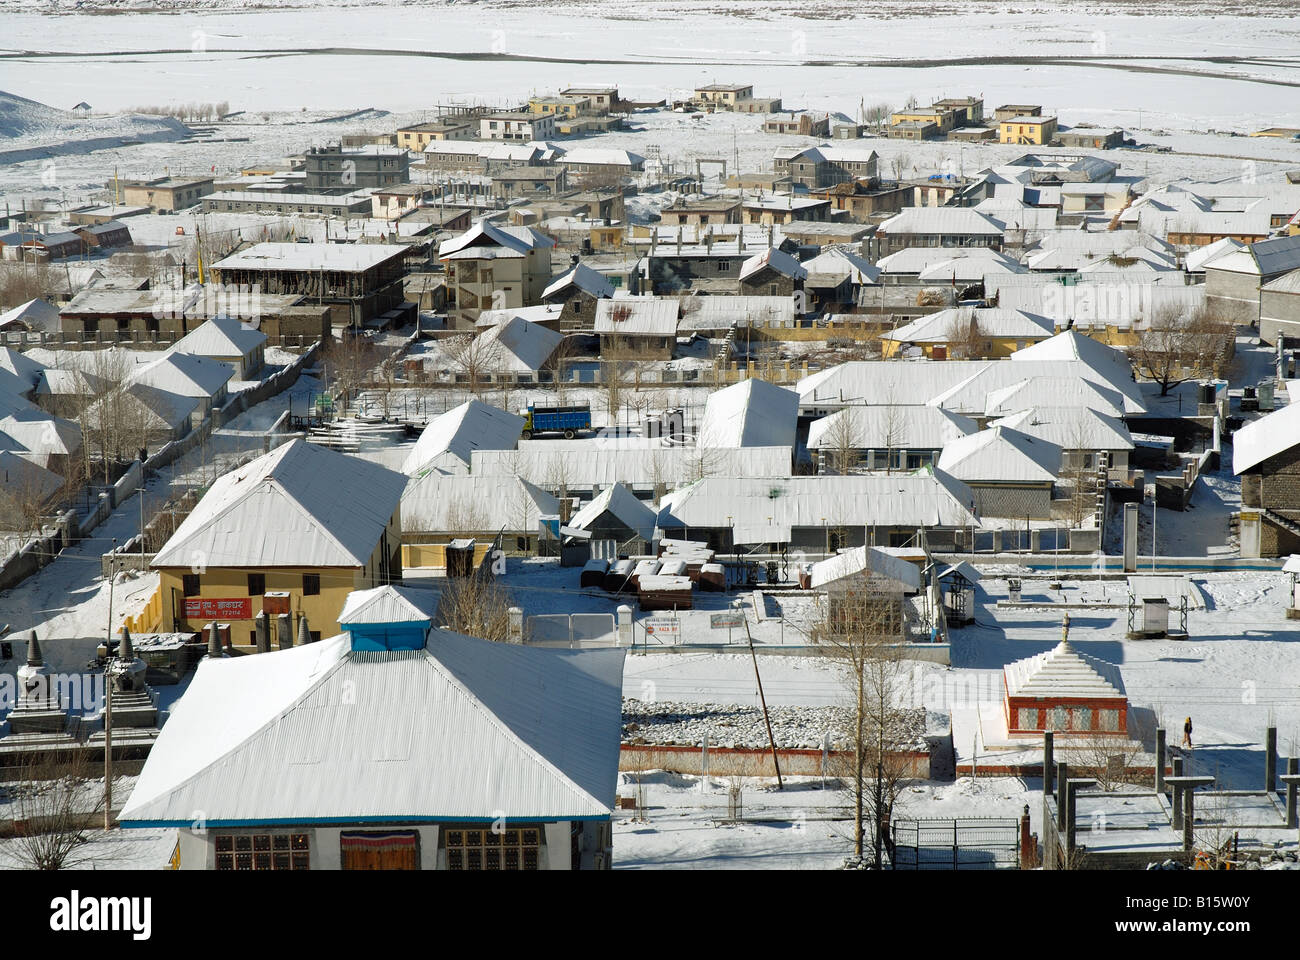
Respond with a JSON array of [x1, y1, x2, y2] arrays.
[[214, 832, 310, 871]]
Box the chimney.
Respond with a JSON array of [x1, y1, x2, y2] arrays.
[[277, 613, 293, 650], [206, 621, 222, 658]]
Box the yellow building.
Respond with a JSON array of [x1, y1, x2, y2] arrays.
[[999, 116, 1059, 145], [145, 438, 407, 648], [528, 96, 584, 119], [880, 307, 1055, 359], [889, 107, 957, 134]]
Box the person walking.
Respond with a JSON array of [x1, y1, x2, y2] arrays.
[[1182, 716, 1193, 748]]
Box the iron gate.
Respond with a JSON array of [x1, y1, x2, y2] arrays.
[[890, 817, 1020, 870]]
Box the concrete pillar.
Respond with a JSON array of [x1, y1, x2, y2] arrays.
[[1030, 529, 1042, 553], [1043, 732, 1054, 796], [1182, 787, 1194, 852], [991, 530, 1003, 554], [1156, 728, 1166, 793], [277, 613, 292, 650], [1266, 727, 1277, 793], [1171, 755, 1184, 831], [1056, 761, 1068, 832], [507, 606, 524, 644], [1287, 758, 1299, 830], [254, 611, 270, 653], [616, 604, 633, 646], [1122, 502, 1138, 572], [1065, 782, 1078, 852]]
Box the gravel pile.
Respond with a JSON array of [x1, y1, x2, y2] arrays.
[[622, 699, 928, 751]]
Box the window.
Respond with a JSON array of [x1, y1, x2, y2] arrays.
[[1070, 707, 1092, 731], [182, 574, 200, 597], [1017, 707, 1038, 730], [247, 573, 266, 596], [1100, 709, 1119, 731], [302, 573, 320, 596], [215, 833, 310, 871], [341, 831, 419, 870], [444, 824, 542, 870]]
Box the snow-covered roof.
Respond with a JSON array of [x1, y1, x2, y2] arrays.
[[152, 438, 407, 569], [879, 207, 1005, 236], [0, 409, 82, 461], [806, 405, 977, 451], [401, 473, 558, 533], [800, 247, 881, 288], [876, 246, 1019, 276], [1011, 330, 1132, 376], [119, 632, 626, 825], [0, 450, 62, 502], [738, 247, 806, 283], [798, 360, 993, 408], [1233, 401, 1300, 474], [882, 308, 1054, 344], [438, 221, 554, 260], [1204, 234, 1300, 278], [128, 350, 233, 400], [1262, 268, 1300, 296], [473, 315, 563, 373], [1004, 638, 1126, 700], [567, 483, 657, 541], [0, 298, 60, 333], [696, 378, 798, 449], [0, 346, 44, 394], [937, 426, 1061, 483], [558, 147, 645, 168], [401, 399, 524, 476], [473, 443, 791, 489], [542, 262, 615, 301], [338, 584, 436, 625], [678, 295, 795, 330], [991, 406, 1133, 452], [656, 472, 979, 543], [594, 297, 680, 336], [809, 545, 921, 591], [171, 315, 268, 359], [213, 242, 408, 273], [474, 303, 563, 329], [984, 376, 1126, 418]]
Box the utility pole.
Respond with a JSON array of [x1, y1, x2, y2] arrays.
[[742, 614, 783, 789]]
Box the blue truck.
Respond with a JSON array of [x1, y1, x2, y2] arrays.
[[521, 403, 591, 439]]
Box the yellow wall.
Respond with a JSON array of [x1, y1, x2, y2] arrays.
[[153, 511, 402, 643], [879, 334, 1047, 360], [402, 541, 494, 569], [999, 119, 1057, 144]]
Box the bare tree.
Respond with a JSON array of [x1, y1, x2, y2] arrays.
[[4, 750, 115, 870], [1131, 304, 1235, 396], [438, 572, 513, 642], [822, 409, 863, 476], [443, 332, 502, 396], [944, 308, 986, 360], [890, 151, 912, 182], [813, 585, 913, 867]]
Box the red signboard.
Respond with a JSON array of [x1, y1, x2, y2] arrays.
[[183, 597, 253, 620]]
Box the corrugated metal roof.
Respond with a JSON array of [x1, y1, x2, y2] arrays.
[[214, 242, 408, 273], [992, 406, 1132, 452], [937, 426, 1061, 483], [1233, 401, 1300, 474], [656, 471, 979, 543], [172, 315, 268, 358], [594, 297, 680, 336], [339, 584, 436, 625], [152, 439, 407, 569], [401, 473, 558, 533], [882, 308, 1053, 344], [474, 315, 562, 373], [402, 399, 524, 475], [697, 379, 799, 449], [984, 376, 1125, 417], [130, 350, 233, 399], [879, 207, 1005, 236], [738, 247, 806, 283], [542, 263, 615, 301], [119, 631, 626, 824], [472, 443, 791, 489], [806, 405, 976, 451], [568, 483, 657, 540], [809, 546, 921, 590]]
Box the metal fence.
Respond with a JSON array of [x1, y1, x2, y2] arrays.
[[524, 612, 617, 647], [890, 817, 1021, 870]]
